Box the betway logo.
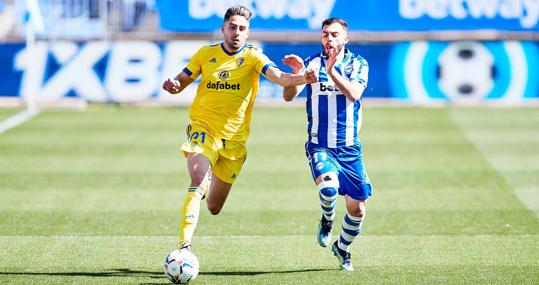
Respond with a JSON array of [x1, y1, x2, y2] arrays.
[[320, 82, 339, 92], [207, 81, 241, 90], [400, 0, 539, 29], [188, 0, 336, 29]]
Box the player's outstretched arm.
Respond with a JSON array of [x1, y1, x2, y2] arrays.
[[265, 66, 318, 90], [282, 54, 307, 102], [162, 72, 195, 95]]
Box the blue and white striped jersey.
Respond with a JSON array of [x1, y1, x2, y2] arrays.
[[304, 49, 369, 148]]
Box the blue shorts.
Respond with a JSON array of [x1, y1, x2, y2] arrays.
[[305, 142, 372, 201]]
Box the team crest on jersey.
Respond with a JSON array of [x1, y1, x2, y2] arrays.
[[209, 58, 216, 63], [218, 70, 230, 80], [344, 63, 353, 77], [236, 57, 245, 68]]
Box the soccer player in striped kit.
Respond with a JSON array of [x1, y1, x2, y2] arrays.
[[282, 18, 372, 271]]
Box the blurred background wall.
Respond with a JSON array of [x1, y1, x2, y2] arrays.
[[0, 0, 537, 105]]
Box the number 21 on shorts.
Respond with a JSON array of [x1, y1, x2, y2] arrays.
[[189, 131, 206, 144]]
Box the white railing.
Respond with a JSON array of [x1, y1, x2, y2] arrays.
[[0, 0, 157, 41]]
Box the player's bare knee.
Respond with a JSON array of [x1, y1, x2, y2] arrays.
[[348, 208, 365, 218], [206, 200, 223, 215], [357, 204, 367, 218], [356, 207, 366, 218], [347, 201, 366, 218], [207, 204, 222, 215]]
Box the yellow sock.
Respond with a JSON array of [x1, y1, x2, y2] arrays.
[[179, 186, 205, 248]]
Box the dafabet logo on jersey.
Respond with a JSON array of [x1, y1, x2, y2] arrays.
[[206, 81, 240, 90]]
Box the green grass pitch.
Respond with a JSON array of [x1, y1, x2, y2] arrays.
[[0, 106, 538, 284]]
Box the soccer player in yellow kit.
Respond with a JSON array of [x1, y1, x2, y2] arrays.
[[162, 5, 317, 251]]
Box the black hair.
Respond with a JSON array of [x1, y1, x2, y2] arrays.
[[224, 6, 252, 22], [322, 18, 348, 30]]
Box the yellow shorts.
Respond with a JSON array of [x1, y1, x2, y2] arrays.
[[180, 124, 247, 184]]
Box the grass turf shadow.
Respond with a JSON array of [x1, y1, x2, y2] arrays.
[[0, 268, 162, 278], [1, 267, 334, 282]]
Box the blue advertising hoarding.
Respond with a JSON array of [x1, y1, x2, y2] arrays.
[[0, 40, 537, 104], [158, 0, 539, 32]]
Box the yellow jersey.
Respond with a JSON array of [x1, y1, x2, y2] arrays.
[[183, 43, 276, 141]]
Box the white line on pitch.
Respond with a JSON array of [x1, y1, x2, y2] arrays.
[[0, 108, 40, 134]]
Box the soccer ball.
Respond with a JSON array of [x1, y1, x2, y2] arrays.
[[437, 41, 495, 103], [163, 249, 199, 284]]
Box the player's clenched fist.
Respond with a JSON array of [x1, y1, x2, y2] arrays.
[[282, 54, 304, 74], [163, 78, 182, 94], [304, 68, 318, 84]]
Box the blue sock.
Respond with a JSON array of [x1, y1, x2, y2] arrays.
[[337, 212, 364, 252], [319, 186, 337, 221]]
